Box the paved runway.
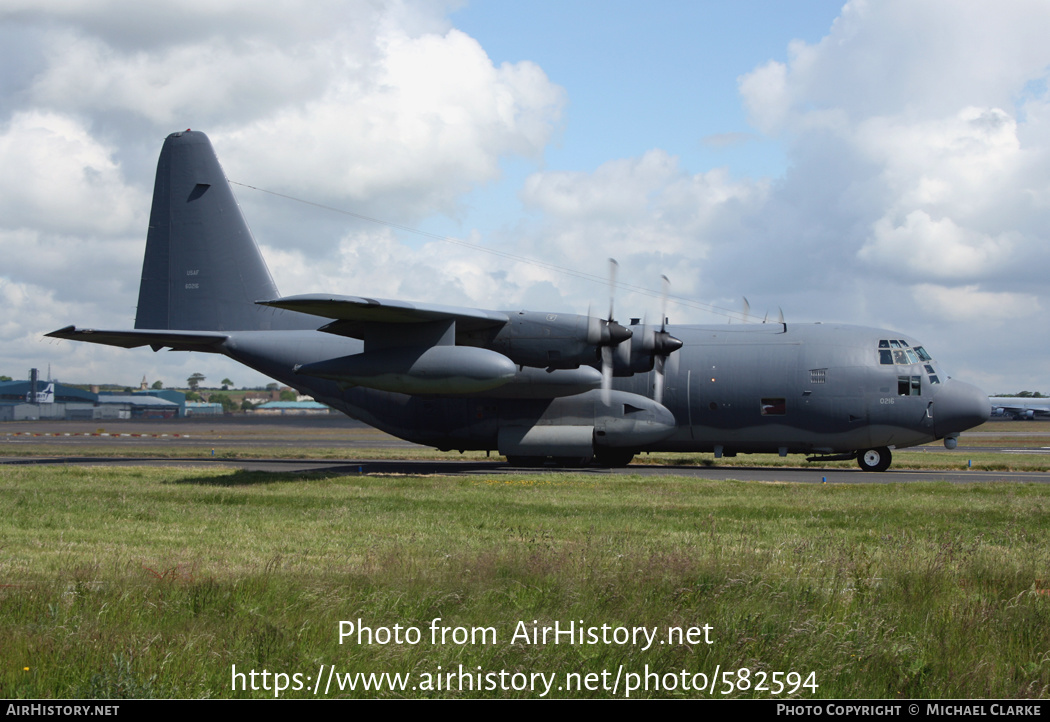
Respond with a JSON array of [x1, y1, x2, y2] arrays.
[[2, 454, 1047, 484], [2, 416, 1048, 483], [0, 415, 419, 448]]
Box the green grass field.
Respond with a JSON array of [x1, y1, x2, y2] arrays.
[[2, 464, 1049, 698]]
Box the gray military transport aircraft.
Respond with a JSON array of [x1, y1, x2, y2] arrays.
[[990, 397, 1050, 420], [48, 130, 990, 471]]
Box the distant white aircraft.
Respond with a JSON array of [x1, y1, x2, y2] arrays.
[[989, 397, 1050, 420]]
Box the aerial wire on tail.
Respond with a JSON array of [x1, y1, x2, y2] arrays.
[[229, 180, 773, 325]]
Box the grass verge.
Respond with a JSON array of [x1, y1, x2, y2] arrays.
[[2, 465, 1050, 698]]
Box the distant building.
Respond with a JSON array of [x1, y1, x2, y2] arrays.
[[184, 401, 224, 417], [0, 379, 185, 420], [0, 379, 99, 420], [250, 400, 332, 415], [0, 403, 48, 421], [96, 394, 180, 419], [133, 389, 187, 417], [0, 380, 96, 405]]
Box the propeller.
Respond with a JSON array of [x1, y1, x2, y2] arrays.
[[650, 275, 683, 405], [632, 275, 683, 405], [587, 260, 682, 405], [584, 259, 632, 405]]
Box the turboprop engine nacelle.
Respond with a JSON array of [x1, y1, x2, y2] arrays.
[[469, 311, 631, 370]]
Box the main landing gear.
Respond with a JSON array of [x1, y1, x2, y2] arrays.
[[857, 446, 892, 472]]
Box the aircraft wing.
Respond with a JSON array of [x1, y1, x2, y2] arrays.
[[991, 398, 1050, 418], [46, 326, 228, 352], [257, 295, 510, 337], [1002, 404, 1050, 414]]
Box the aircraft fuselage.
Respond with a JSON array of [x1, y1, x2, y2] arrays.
[[221, 319, 988, 462]]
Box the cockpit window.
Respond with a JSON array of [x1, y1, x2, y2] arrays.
[[878, 340, 935, 366]]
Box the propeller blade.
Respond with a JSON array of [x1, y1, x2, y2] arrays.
[[653, 354, 665, 405], [586, 303, 601, 345], [660, 275, 669, 332], [607, 258, 619, 322], [667, 344, 681, 376], [645, 274, 679, 405], [600, 345, 613, 405], [589, 259, 632, 398]]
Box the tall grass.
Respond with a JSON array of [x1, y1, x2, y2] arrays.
[[1, 466, 1049, 698]]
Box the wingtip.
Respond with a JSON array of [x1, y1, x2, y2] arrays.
[[45, 325, 77, 338]]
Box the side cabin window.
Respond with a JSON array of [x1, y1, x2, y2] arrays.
[[761, 398, 786, 416], [898, 376, 921, 396]]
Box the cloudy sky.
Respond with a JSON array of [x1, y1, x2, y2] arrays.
[[3, 0, 1049, 394]]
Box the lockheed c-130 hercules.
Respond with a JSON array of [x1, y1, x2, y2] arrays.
[[48, 130, 990, 471]]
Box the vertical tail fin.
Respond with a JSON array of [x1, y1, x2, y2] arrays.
[[134, 130, 305, 331]]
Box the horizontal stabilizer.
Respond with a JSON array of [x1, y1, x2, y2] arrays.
[[46, 326, 228, 352], [258, 294, 509, 338]]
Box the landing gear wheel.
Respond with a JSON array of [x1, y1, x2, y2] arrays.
[[857, 447, 892, 472], [593, 448, 635, 468]]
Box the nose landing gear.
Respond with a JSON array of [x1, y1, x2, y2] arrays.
[[857, 446, 892, 472]]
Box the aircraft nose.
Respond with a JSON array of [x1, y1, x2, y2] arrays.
[[933, 379, 990, 437]]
